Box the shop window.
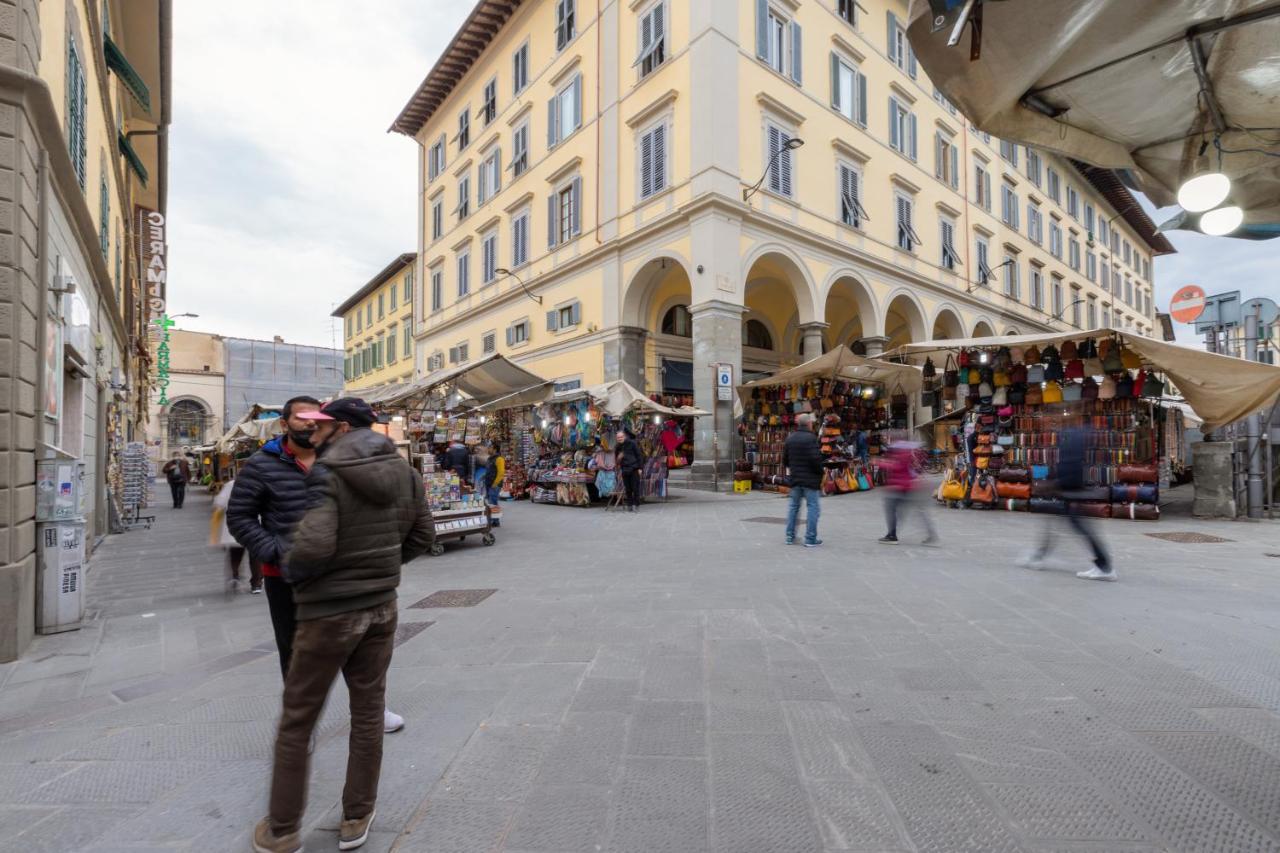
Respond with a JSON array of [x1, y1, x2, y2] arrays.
[[637, 1, 666, 78], [831, 53, 867, 126], [556, 0, 575, 50], [639, 122, 668, 199], [744, 319, 773, 350], [661, 304, 692, 337]]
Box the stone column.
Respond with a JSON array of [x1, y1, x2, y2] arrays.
[[798, 322, 828, 361], [602, 326, 647, 392], [860, 336, 890, 358], [688, 300, 744, 490]]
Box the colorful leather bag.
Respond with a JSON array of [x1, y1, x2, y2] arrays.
[[1099, 375, 1118, 399], [1121, 347, 1141, 370], [1024, 384, 1043, 405], [1116, 373, 1135, 398], [1102, 347, 1124, 373], [1024, 344, 1041, 363], [1082, 377, 1099, 400], [1064, 359, 1085, 380], [1027, 364, 1046, 383], [969, 471, 997, 504], [1082, 357, 1104, 377], [940, 469, 967, 501], [1031, 464, 1050, 479], [998, 466, 1030, 483], [1060, 340, 1078, 360], [1044, 359, 1065, 381], [992, 387, 1008, 406], [997, 481, 1031, 500], [1119, 463, 1158, 483], [1042, 381, 1064, 404], [1008, 384, 1026, 404], [1142, 372, 1165, 398], [1010, 363, 1028, 384], [943, 355, 959, 387]]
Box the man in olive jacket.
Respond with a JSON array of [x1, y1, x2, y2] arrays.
[[253, 398, 433, 853]]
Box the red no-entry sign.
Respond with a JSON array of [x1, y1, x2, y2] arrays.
[[1170, 285, 1207, 324]]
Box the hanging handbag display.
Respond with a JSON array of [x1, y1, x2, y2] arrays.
[[1060, 340, 1078, 360], [978, 381, 994, 399], [998, 466, 1030, 483], [1042, 344, 1060, 363], [1027, 364, 1046, 383], [1116, 373, 1135, 398], [1079, 338, 1098, 359], [1142, 372, 1165, 398], [996, 481, 1031, 500], [1024, 384, 1043, 405], [958, 349, 971, 368], [1044, 359, 1065, 381], [1064, 359, 1085, 380], [1121, 347, 1141, 370], [1024, 344, 1041, 363], [1098, 375, 1118, 400], [1032, 479, 1057, 498], [943, 355, 959, 387], [956, 382, 970, 400], [969, 471, 997, 504], [943, 384, 957, 401], [1081, 377, 1099, 400], [1042, 381, 1064, 404], [1083, 357, 1104, 377], [1010, 363, 1028, 384], [1102, 348, 1124, 373], [994, 370, 1010, 387], [1062, 382, 1083, 403]]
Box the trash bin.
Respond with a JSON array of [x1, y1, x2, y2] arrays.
[[36, 521, 85, 634]]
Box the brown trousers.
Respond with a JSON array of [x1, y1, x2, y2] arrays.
[[268, 599, 397, 836]]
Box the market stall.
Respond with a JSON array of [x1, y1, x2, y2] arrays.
[[518, 380, 709, 507], [210, 404, 286, 487], [737, 346, 924, 495], [886, 327, 1280, 521]]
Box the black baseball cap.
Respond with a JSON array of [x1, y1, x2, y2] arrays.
[[319, 397, 376, 427]]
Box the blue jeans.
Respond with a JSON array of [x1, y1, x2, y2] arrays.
[[785, 486, 821, 544]]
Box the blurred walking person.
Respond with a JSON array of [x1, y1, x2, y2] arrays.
[[161, 453, 190, 508], [252, 398, 434, 853], [1019, 425, 1115, 581], [212, 477, 262, 593], [879, 442, 937, 545], [783, 413, 823, 547]]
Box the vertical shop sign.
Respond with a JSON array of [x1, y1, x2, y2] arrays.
[[153, 314, 173, 404], [136, 206, 169, 403]]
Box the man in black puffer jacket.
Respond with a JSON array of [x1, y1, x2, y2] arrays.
[[227, 396, 322, 674], [782, 413, 824, 547], [253, 397, 433, 853]]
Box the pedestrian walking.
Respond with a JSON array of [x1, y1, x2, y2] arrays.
[[1019, 425, 1115, 581], [211, 477, 262, 593], [615, 429, 644, 511], [878, 442, 938, 545], [161, 453, 190, 508], [486, 443, 505, 526], [252, 397, 434, 853], [783, 413, 823, 547], [227, 396, 411, 733]]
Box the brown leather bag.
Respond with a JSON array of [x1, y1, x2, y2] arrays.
[[1112, 502, 1160, 520], [1071, 501, 1112, 518], [1118, 463, 1158, 484], [969, 471, 997, 504], [996, 481, 1031, 500], [997, 466, 1030, 483]]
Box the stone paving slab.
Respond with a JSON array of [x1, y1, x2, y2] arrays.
[[1, 488, 1279, 850]]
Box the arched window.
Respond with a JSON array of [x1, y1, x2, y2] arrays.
[[661, 304, 692, 337], [167, 399, 210, 448], [743, 319, 773, 350]]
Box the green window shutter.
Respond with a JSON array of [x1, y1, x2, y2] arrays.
[[118, 132, 148, 184], [104, 35, 152, 113], [99, 172, 109, 257], [67, 41, 88, 189]]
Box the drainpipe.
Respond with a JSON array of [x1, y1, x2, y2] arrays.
[[33, 149, 50, 453]]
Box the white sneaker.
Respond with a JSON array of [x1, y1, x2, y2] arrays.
[[383, 709, 405, 733], [1017, 553, 1047, 570], [1076, 566, 1117, 582]]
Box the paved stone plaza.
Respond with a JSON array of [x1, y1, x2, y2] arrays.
[[1, 486, 1279, 852]]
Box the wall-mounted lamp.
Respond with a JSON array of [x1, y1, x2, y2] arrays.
[[495, 268, 543, 305], [1052, 298, 1087, 322], [743, 137, 804, 202], [967, 259, 1014, 294]]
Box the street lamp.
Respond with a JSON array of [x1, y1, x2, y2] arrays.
[[743, 137, 804, 202], [1052, 298, 1087, 323], [967, 258, 1014, 293], [495, 267, 543, 305]]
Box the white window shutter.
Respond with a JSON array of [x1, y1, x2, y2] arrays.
[[766, 125, 780, 192], [780, 141, 792, 195], [789, 22, 802, 84], [640, 12, 652, 61], [755, 0, 769, 59], [570, 177, 582, 234], [653, 4, 664, 48]]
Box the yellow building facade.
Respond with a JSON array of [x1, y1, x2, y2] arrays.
[[393, 0, 1172, 484], [336, 253, 418, 391]]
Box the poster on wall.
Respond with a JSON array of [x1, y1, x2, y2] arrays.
[[44, 316, 62, 420]]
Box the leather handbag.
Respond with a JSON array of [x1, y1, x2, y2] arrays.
[[1118, 463, 1158, 484], [1032, 479, 1057, 498], [958, 349, 971, 368], [956, 382, 970, 400], [969, 471, 997, 504], [940, 469, 967, 501], [992, 387, 1008, 406], [1112, 502, 1160, 520], [1082, 377, 1099, 400], [998, 466, 1030, 483], [922, 357, 936, 379], [1098, 376, 1118, 400], [978, 382, 994, 399], [997, 405, 1014, 417], [1008, 385, 1026, 404], [1042, 344, 1060, 363], [1024, 344, 1041, 363], [968, 368, 982, 385], [1102, 348, 1124, 373], [857, 471, 871, 490], [1069, 485, 1111, 501], [1064, 358, 1085, 380], [1031, 465, 1050, 480], [996, 481, 1031, 500], [1072, 501, 1112, 518], [1083, 357, 1104, 377], [1042, 382, 1063, 404], [1030, 497, 1066, 514], [1001, 498, 1030, 512], [1121, 347, 1141, 370], [1060, 340, 1078, 360], [1062, 381, 1082, 402], [1098, 338, 1114, 359], [994, 370, 1010, 387], [1116, 373, 1135, 398], [1027, 364, 1046, 383], [942, 384, 957, 401], [1010, 363, 1028, 384], [1079, 338, 1098, 359], [1045, 360, 1065, 381], [943, 355, 959, 387], [1133, 369, 1147, 397], [1024, 384, 1043, 405], [1111, 483, 1158, 503], [1142, 372, 1165, 398]]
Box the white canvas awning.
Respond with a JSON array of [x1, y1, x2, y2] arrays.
[[212, 404, 285, 452], [907, 0, 1280, 239], [560, 380, 710, 418], [364, 354, 550, 409], [737, 345, 924, 395], [883, 327, 1280, 431]]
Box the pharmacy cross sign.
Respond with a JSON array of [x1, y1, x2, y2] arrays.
[[153, 314, 174, 405]]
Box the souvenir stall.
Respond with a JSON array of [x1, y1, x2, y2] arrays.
[[649, 393, 696, 468], [521, 380, 708, 507], [737, 346, 924, 495], [210, 404, 286, 487], [888, 328, 1280, 521]]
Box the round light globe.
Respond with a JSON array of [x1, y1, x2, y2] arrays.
[[1177, 172, 1230, 212], [1200, 205, 1243, 236]]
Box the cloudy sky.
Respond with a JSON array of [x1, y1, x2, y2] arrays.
[[165, 2, 1277, 350]]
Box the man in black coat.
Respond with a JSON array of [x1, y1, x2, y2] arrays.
[[782, 413, 823, 547], [615, 430, 644, 511]]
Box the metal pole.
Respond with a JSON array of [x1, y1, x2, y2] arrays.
[[1245, 312, 1264, 518]]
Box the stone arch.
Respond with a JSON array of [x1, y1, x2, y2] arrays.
[[821, 269, 881, 349], [742, 316, 777, 352], [883, 289, 929, 350], [971, 316, 997, 338], [740, 243, 820, 324], [621, 252, 694, 329], [165, 396, 214, 448], [1004, 326, 1021, 336], [929, 303, 966, 341]]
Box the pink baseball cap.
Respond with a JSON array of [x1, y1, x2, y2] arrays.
[[294, 410, 335, 421]]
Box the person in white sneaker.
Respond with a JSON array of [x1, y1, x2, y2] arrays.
[[1019, 425, 1114, 581]]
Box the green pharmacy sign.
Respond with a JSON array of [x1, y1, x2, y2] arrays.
[[153, 314, 175, 405]]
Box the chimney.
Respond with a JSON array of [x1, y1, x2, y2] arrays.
[[273, 335, 284, 344]]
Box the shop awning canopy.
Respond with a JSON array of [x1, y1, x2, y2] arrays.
[[213, 408, 284, 452], [459, 381, 557, 413], [554, 380, 710, 418], [907, 0, 1280, 239], [883, 327, 1280, 431], [738, 345, 924, 395], [362, 354, 550, 409]]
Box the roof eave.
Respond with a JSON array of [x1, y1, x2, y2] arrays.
[[332, 253, 417, 317]]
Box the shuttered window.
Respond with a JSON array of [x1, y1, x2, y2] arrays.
[[556, 0, 575, 49], [455, 174, 470, 220], [512, 122, 529, 177], [895, 194, 921, 251], [756, 1, 800, 82], [512, 210, 530, 267], [513, 43, 529, 94], [935, 132, 958, 189], [430, 268, 443, 311], [830, 53, 867, 126], [456, 109, 470, 150], [457, 251, 470, 297], [838, 163, 868, 228], [1000, 183, 1019, 230], [403, 320, 412, 358], [1003, 256, 1020, 299], [67, 39, 88, 189], [885, 11, 916, 77], [387, 327, 397, 363], [482, 231, 498, 284], [888, 97, 916, 160], [976, 238, 993, 283], [1030, 267, 1044, 309], [636, 2, 666, 77], [482, 331, 496, 354], [939, 218, 961, 270], [639, 123, 667, 199], [547, 74, 583, 148], [478, 149, 501, 205], [482, 78, 497, 125], [974, 162, 992, 211], [765, 123, 793, 196], [548, 178, 583, 247]]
